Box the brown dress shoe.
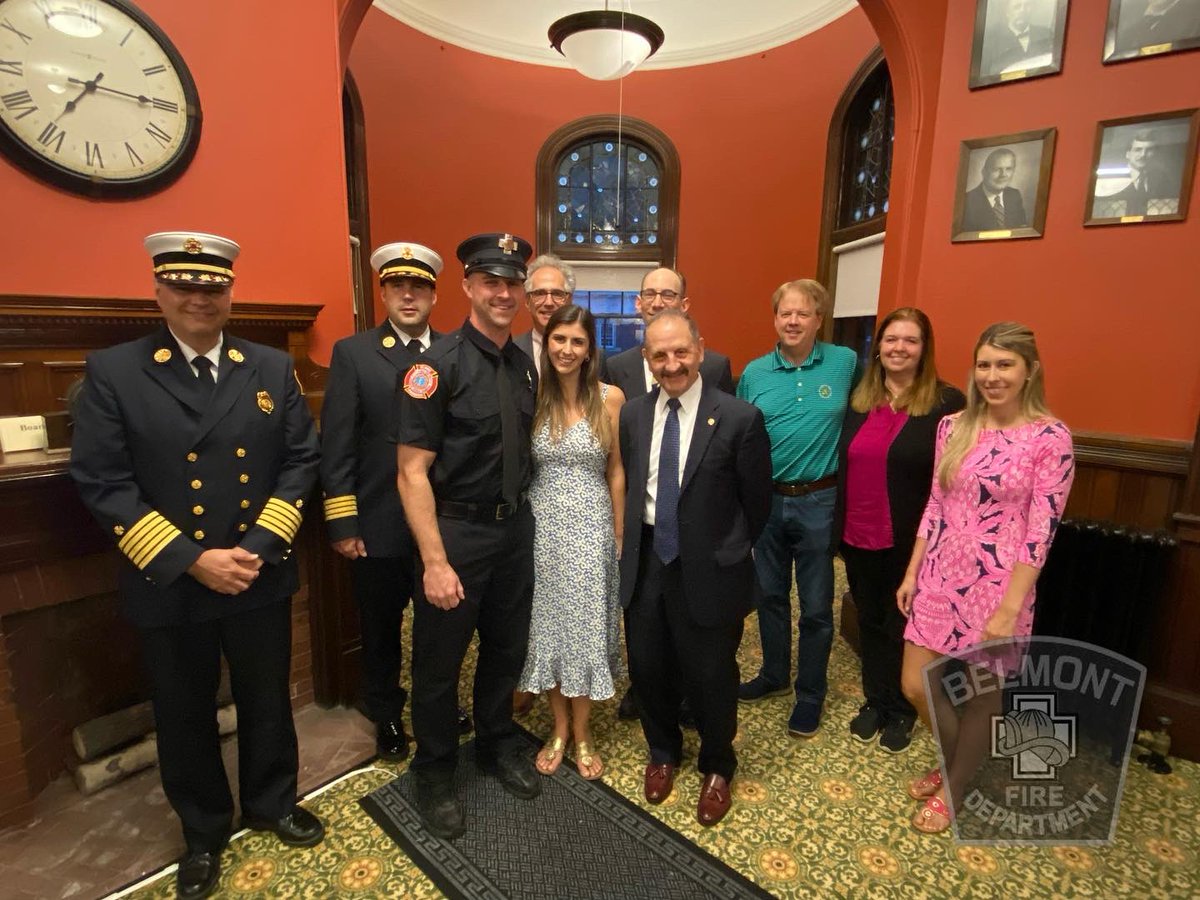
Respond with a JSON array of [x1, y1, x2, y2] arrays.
[[643, 763, 675, 804], [697, 773, 732, 826]]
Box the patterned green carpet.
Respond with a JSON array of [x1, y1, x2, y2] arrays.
[[120, 565, 1199, 898]]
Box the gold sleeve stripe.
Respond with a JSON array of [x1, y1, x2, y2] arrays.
[[255, 497, 303, 543], [117, 510, 184, 570], [264, 498, 303, 528], [323, 495, 358, 520]]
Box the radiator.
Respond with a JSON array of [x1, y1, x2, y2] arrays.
[[1033, 519, 1178, 663]]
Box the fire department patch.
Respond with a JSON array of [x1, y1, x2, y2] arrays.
[[403, 363, 439, 399]]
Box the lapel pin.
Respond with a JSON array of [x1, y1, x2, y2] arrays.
[[382, 335, 397, 349], [227, 348, 245, 364], [257, 390, 275, 414], [153, 348, 171, 363]]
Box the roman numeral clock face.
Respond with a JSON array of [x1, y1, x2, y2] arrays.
[[0, 0, 200, 197]]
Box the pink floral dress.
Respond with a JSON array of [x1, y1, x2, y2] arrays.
[[905, 415, 1075, 654]]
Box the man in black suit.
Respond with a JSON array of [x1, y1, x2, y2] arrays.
[[619, 309, 772, 827], [70, 232, 324, 900], [321, 241, 471, 763], [982, 0, 1056, 75], [602, 267, 734, 398], [961, 147, 1029, 232], [1115, 0, 1200, 54], [1106, 128, 1180, 216]]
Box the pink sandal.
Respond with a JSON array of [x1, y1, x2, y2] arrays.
[[906, 767, 942, 800], [912, 795, 953, 834]]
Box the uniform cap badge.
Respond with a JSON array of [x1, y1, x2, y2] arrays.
[[401, 246, 414, 259], [228, 348, 245, 363], [257, 390, 275, 414], [403, 363, 439, 399], [382, 335, 397, 349], [182, 237, 204, 254], [153, 348, 172, 363]]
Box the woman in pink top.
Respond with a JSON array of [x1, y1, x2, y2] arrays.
[[895, 322, 1075, 834], [832, 309, 963, 754]]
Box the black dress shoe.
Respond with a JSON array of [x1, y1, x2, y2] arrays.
[[176, 850, 221, 899], [376, 720, 409, 762], [415, 779, 466, 840], [243, 806, 325, 848], [457, 706, 473, 735], [617, 686, 638, 720], [477, 752, 542, 800]]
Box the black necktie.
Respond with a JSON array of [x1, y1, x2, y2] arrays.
[[654, 398, 681, 564], [193, 356, 215, 405], [496, 354, 521, 507]]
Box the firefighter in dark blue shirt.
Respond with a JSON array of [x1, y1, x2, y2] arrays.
[[395, 232, 539, 840]]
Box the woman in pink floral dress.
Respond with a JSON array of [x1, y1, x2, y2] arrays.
[[894, 322, 1075, 833]]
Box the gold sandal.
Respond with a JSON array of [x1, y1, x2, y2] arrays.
[[536, 736, 568, 776], [575, 741, 604, 780]]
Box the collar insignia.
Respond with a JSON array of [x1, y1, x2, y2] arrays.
[[153, 348, 172, 363]]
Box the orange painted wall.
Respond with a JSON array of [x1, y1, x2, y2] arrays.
[[347, 7, 879, 364], [899, 2, 1200, 440], [0, 0, 353, 360]]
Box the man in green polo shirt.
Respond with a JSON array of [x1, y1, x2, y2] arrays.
[[735, 279, 857, 737]]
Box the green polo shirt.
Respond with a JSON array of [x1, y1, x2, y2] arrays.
[[736, 342, 858, 483]]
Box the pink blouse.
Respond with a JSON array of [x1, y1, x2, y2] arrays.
[[843, 404, 909, 550]]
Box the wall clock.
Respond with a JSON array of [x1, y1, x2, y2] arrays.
[[0, 0, 201, 198]]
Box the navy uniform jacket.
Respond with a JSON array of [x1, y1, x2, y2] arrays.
[[618, 382, 773, 627], [320, 323, 440, 556], [70, 326, 320, 628]]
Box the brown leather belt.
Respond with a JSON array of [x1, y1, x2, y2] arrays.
[[773, 474, 837, 497]]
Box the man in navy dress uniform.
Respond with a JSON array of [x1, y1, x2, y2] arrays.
[[395, 232, 540, 840], [70, 232, 323, 900], [321, 241, 470, 761]]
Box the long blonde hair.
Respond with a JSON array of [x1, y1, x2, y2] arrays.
[[850, 307, 942, 415], [532, 304, 613, 451], [937, 321, 1052, 489]]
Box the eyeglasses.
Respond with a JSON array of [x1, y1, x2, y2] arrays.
[[528, 288, 570, 301], [639, 289, 680, 302]]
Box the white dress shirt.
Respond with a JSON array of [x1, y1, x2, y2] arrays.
[[530, 328, 544, 372], [644, 375, 703, 526], [390, 321, 432, 352], [170, 328, 223, 382]]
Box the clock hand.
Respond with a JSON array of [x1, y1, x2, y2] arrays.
[[57, 72, 104, 121], [67, 76, 149, 104]]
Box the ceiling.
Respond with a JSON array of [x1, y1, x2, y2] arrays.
[[374, 0, 858, 70]]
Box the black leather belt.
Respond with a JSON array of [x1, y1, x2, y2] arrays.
[[436, 495, 527, 521], [773, 475, 837, 497]]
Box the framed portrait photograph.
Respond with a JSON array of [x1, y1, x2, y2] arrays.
[[1103, 0, 1200, 63], [952, 128, 1058, 242], [1085, 109, 1199, 225], [969, 0, 1070, 88]]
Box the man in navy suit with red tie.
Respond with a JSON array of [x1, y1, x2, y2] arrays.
[[618, 309, 772, 827]]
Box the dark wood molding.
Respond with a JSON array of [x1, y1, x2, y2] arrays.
[[343, 70, 375, 332], [535, 114, 681, 265], [816, 46, 886, 341], [1072, 430, 1192, 476]]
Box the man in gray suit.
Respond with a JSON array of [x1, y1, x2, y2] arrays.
[[602, 268, 734, 398], [514, 254, 575, 374]]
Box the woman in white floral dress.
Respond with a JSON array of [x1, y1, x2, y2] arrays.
[[517, 304, 625, 780]]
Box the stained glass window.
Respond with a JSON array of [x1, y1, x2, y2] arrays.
[[839, 64, 894, 230], [553, 139, 661, 249]]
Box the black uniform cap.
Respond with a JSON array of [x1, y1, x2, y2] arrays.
[[456, 233, 533, 280]]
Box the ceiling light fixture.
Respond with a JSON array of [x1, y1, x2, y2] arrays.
[[549, 4, 665, 81]]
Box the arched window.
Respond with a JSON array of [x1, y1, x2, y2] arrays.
[[536, 116, 680, 353], [816, 48, 895, 362]]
